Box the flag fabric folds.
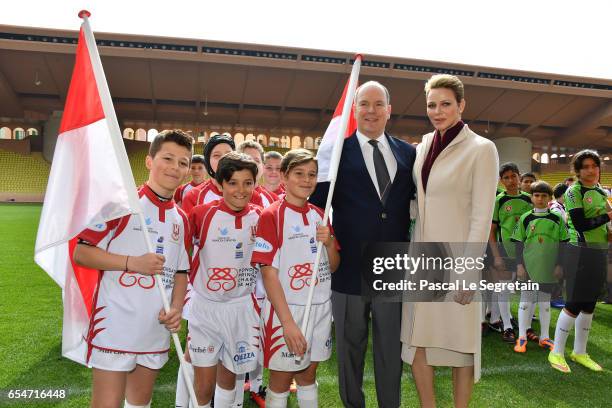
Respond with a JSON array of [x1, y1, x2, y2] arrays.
[[315, 79, 358, 182], [34, 27, 136, 365]]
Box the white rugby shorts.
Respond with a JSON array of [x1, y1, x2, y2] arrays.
[[188, 294, 260, 374], [88, 347, 168, 371], [260, 299, 332, 372]]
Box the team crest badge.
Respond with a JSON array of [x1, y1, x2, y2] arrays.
[[172, 223, 180, 241], [530, 225, 536, 232], [585, 197, 593, 204], [505, 205, 512, 212]]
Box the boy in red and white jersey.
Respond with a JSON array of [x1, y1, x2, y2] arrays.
[[73, 130, 192, 408], [237, 140, 279, 208], [263, 150, 285, 197], [174, 154, 206, 207], [182, 134, 235, 214], [251, 149, 340, 408], [188, 152, 262, 407]]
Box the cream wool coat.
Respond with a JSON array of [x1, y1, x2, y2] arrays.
[[400, 124, 499, 382]]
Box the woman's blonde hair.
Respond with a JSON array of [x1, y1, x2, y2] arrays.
[[424, 74, 464, 103]]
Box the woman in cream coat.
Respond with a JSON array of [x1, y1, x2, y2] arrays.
[[401, 74, 499, 407]]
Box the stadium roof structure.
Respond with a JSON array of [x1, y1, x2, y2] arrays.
[[0, 25, 610, 152]]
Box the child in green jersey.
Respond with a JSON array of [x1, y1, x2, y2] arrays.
[[511, 181, 569, 353], [548, 150, 612, 374], [489, 163, 533, 343]]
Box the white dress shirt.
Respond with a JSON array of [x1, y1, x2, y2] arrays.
[[356, 130, 397, 198]]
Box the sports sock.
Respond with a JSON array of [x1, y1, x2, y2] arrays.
[[552, 310, 576, 354], [124, 401, 150, 408], [498, 283, 513, 330], [537, 291, 551, 339], [296, 382, 318, 408], [249, 364, 263, 392], [528, 300, 537, 323], [266, 389, 289, 408], [518, 289, 535, 338], [214, 384, 237, 408], [489, 292, 501, 322], [175, 362, 194, 408], [573, 312, 594, 355], [231, 373, 245, 407]]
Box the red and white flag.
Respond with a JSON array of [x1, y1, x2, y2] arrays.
[[34, 20, 139, 365], [315, 75, 358, 182]]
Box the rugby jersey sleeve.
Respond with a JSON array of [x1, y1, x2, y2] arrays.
[[251, 208, 279, 268], [492, 194, 501, 224], [565, 186, 610, 233], [77, 217, 127, 250], [176, 209, 192, 273], [511, 214, 527, 265]]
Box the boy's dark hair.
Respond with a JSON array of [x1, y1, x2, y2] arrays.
[[264, 151, 283, 161], [553, 183, 568, 199], [563, 176, 574, 184], [215, 152, 258, 185], [204, 134, 235, 178], [281, 148, 317, 174], [571, 149, 601, 176], [520, 172, 536, 182], [149, 130, 193, 158], [499, 162, 519, 178], [530, 180, 553, 196], [191, 154, 205, 165]]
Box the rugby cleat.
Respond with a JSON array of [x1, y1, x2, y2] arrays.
[[526, 328, 539, 343], [487, 320, 503, 333], [514, 337, 527, 353], [569, 352, 603, 372], [502, 328, 516, 343], [538, 338, 554, 351], [548, 352, 571, 373]]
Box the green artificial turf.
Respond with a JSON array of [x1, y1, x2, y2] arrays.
[[0, 203, 610, 407]]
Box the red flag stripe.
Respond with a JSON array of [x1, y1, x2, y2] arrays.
[[59, 28, 105, 134]]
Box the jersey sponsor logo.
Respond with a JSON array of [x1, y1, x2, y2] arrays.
[[288, 262, 318, 290], [325, 337, 332, 349], [233, 341, 256, 365], [145, 217, 152, 226], [281, 351, 296, 358], [206, 267, 237, 291], [91, 223, 106, 232], [157, 236, 164, 243], [220, 227, 229, 236], [254, 237, 273, 252], [235, 242, 244, 259], [156, 245, 164, 254], [292, 225, 301, 233], [309, 237, 317, 253], [119, 271, 155, 289], [172, 223, 180, 241]]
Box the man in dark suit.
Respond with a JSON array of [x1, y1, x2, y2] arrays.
[[310, 81, 416, 407]]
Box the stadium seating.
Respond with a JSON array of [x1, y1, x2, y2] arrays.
[[0, 149, 50, 193]]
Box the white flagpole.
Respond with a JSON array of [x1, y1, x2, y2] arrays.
[[297, 55, 362, 360], [78, 11, 199, 407]]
